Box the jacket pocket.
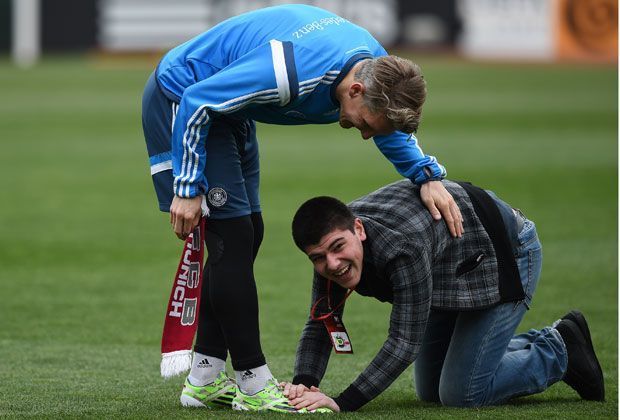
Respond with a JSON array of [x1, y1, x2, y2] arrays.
[[455, 251, 486, 277]]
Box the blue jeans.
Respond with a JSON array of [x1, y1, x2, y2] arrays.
[[413, 217, 568, 407]]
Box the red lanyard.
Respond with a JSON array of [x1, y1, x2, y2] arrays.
[[310, 279, 355, 321]]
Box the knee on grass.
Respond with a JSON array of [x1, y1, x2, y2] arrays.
[[438, 381, 484, 408]]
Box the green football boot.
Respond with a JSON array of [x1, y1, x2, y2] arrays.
[[232, 378, 333, 413], [180, 371, 236, 408]]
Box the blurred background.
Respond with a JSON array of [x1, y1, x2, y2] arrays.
[[0, 0, 617, 418], [2, 0, 618, 64]]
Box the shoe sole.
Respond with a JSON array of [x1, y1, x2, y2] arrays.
[[562, 311, 601, 382], [559, 318, 605, 401], [232, 400, 302, 413], [181, 393, 235, 409], [232, 401, 250, 411], [180, 394, 208, 408]]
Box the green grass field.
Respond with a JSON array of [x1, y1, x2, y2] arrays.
[[0, 55, 616, 418]]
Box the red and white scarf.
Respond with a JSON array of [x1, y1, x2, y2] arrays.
[[160, 218, 206, 378]]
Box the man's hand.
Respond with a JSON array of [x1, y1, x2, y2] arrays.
[[170, 195, 203, 240], [280, 382, 309, 399], [420, 181, 464, 238], [289, 387, 340, 413]]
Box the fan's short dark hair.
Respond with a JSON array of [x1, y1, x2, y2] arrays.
[[292, 196, 355, 251]]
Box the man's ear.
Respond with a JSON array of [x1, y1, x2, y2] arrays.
[[354, 218, 366, 241], [349, 82, 365, 98]]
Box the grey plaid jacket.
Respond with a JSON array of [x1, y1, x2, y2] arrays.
[[293, 179, 524, 411]]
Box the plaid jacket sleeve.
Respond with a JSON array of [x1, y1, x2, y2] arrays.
[[293, 272, 347, 387], [334, 249, 433, 411]]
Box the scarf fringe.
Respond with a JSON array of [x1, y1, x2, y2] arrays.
[[160, 350, 192, 378]]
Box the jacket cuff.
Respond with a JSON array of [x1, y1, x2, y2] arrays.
[[413, 162, 447, 184], [292, 374, 320, 388], [333, 384, 370, 412]]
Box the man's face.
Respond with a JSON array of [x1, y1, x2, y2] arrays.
[[338, 82, 394, 140], [304, 219, 366, 290]]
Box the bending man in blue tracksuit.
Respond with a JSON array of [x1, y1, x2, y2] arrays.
[[141, 4, 463, 412]]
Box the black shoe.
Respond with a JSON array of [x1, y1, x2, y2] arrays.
[[555, 314, 605, 401], [563, 310, 591, 343]]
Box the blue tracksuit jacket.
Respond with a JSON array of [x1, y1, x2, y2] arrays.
[[155, 4, 446, 197]]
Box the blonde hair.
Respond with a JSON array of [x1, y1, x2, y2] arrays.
[[354, 56, 427, 133]]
